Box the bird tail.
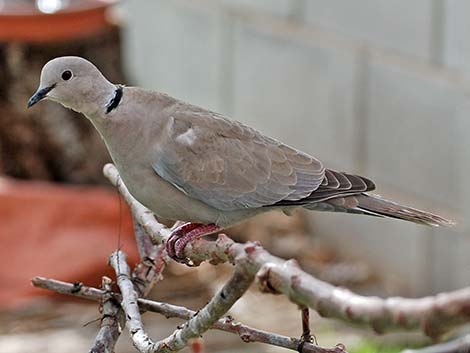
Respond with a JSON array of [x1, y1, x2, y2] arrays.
[[311, 193, 454, 227]]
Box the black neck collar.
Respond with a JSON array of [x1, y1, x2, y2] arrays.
[[105, 85, 123, 114]]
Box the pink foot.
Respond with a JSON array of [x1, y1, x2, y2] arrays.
[[166, 223, 220, 263], [166, 223, 201, 260]]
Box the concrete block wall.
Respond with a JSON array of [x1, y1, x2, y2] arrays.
[[304, 0, 436, 61], [122, 0, 470, 296]]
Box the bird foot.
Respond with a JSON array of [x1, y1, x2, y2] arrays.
[[166, 222, 220, 264]]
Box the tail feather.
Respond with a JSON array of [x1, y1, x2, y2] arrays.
[[323, 193, 454, 227]]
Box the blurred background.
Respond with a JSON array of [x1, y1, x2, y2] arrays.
[[0, 1, 468, 352]]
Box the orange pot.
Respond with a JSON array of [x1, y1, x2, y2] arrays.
[[0, 0, 117, 42], [0, 177, 138, 309]]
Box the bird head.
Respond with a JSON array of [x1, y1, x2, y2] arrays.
[[28, 56, 115, 116]]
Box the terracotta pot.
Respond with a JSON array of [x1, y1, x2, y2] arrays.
[[0, 0, 117, 42], [0, 177, 138, 309]]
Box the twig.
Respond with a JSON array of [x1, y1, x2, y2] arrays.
[[158, 263, 255, 352], [103, 163, 470, 338], [32, 277, 342, 353], [103, 164, 171, 244], [90, 208, 167, 351], [89, 276, 123, 353], [301, 307, 316, 345], [133, 219, 157, 261], [257, 260, 470, 338], [109, 251, 156, 353], [110, 249, 256, 352], [132, 244, 166, 298], [401, 335, 470, 353]]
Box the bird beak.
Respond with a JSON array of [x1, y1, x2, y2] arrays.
[[27, 84, 56, 108]]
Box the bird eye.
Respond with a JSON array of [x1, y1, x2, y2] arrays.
[[61, 70, 72, 81]]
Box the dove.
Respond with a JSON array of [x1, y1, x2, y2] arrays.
[[28, 56, 453, 262]]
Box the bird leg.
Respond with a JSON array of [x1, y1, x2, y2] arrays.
[[166, 223, 220, 263]]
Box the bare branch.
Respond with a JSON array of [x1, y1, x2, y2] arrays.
[[157, 263, 255, 352], [103, 164, 171, 244], [110, 248, 256, 353], [256, 260, 470, 338], [103, 163, 470, 338], [300, 307, 316, 347], [34, 277, 103, 298], [89, 276, 124, 353], [133, 218, 157, 261], [89, 203, 168, 352], [141, 299, 344, 353], [32, 277, 343, 353], [109, 251, 156, 353], [90, 208, 167, 353], [132, 244, 166, 298]]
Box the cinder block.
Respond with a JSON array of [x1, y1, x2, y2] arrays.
[[122, 0, 226, 111], [364, 51, 469, 212], [309, 210, 431, 296], [429, 228, 469, 292], [222, 0, 294, 16], [454, 233, 470, 289], [231, 20, 362, 172], [452, 100, 470, 223], [442, 0, 470, 78], [303, 0, 434, 61]]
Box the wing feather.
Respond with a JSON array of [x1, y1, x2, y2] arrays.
[[273, 170, 375, 206], [152, 105, 325, 211]]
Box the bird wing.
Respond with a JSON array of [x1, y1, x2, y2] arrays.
[[273, 169, 376, 206], [151, 104, 325, 211]]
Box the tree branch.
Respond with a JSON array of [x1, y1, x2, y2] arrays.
[[32, 277, 342, 353], [256, 261, 470, 338], [103, 163, 470, 339], [89, 276, 124, 353], [103, 164, 171, 245], [159, 263, 255, 352], [133, 219, 157, 261], [109, 248, 256, 353], [109, 251, 156, 352], [89, 193, 168, 352], [131, 243, 166, 298], [33, 163, 470, 352]]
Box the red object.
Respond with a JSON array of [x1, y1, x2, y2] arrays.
[[0, 177, 138, 309], [168, 223, 220, 260], [0, 0, 116, 42]]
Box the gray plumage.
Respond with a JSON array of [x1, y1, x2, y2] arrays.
[[28, 56, 453, 228]]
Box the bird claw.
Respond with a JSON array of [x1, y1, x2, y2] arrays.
[[166, 222, 198, 263], [165, 223, 220, 264]]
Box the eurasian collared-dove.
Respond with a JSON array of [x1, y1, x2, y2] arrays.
[[28, 56, 453, 261]]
